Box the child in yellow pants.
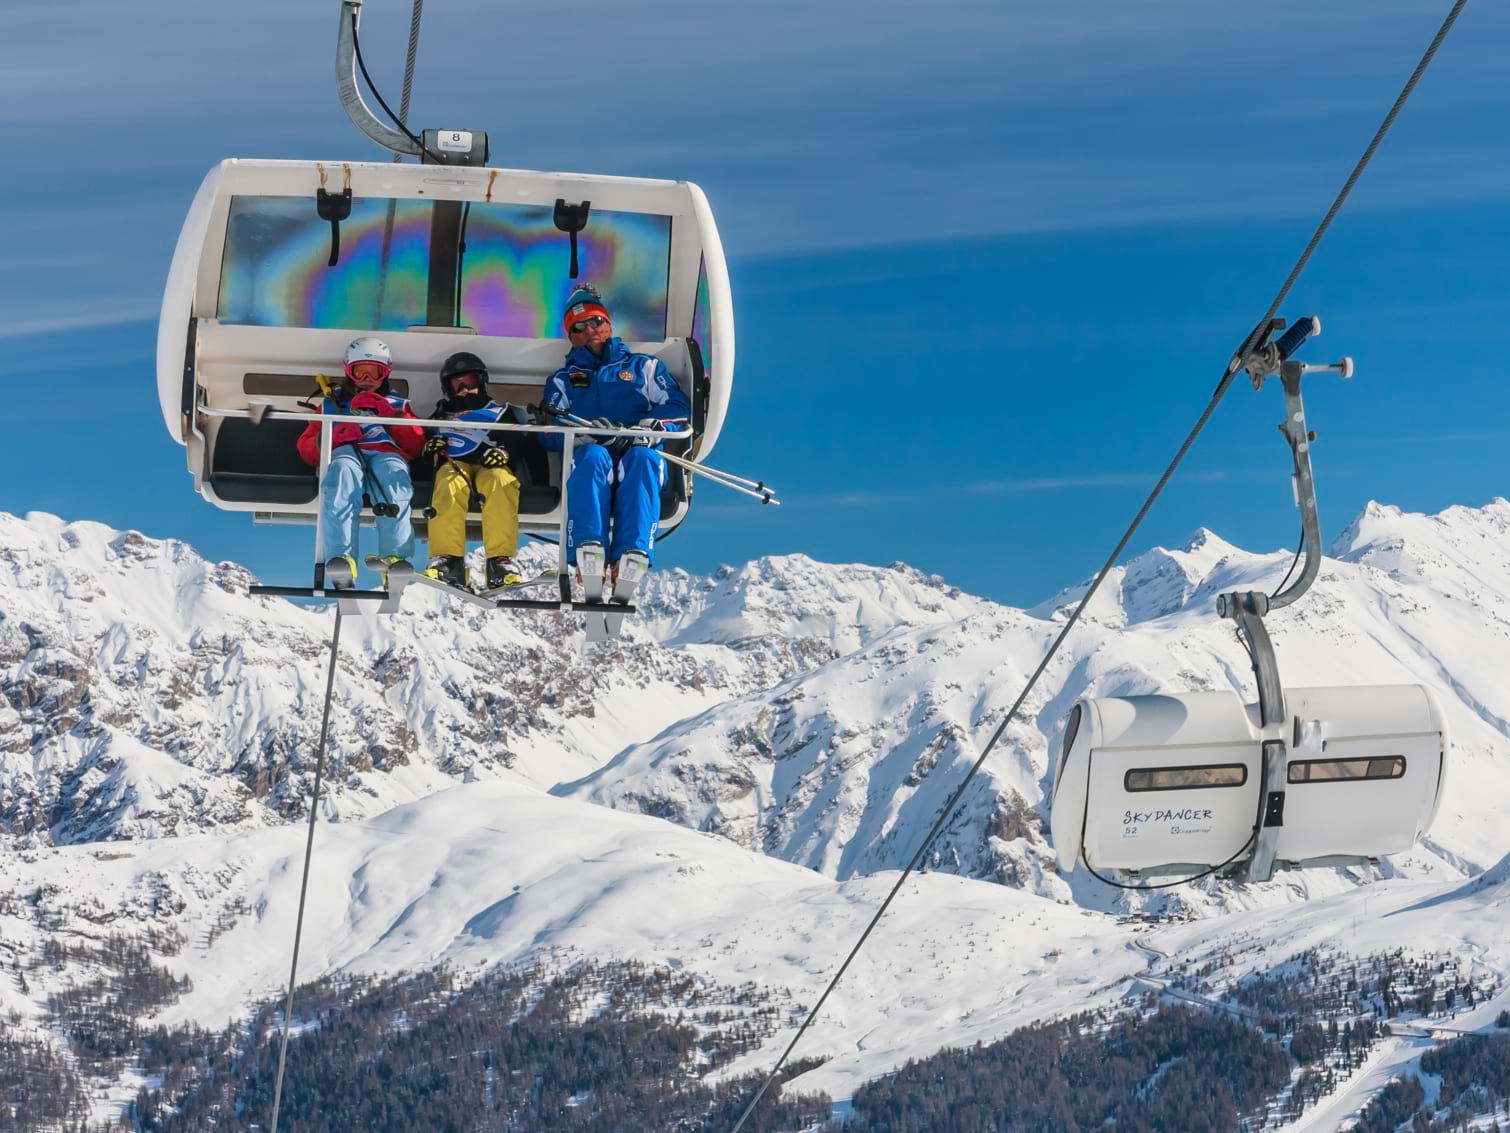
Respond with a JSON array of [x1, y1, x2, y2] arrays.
[[422, 351, 524, 592]]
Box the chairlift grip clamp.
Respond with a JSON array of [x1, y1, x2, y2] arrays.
[[1244, 315, 1321, 389]]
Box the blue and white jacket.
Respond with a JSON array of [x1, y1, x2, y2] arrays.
[[430, 398, 511, 462], [541, 338, 691, 451]]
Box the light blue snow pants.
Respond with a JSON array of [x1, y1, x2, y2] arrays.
[[321, 447, 415, 562]]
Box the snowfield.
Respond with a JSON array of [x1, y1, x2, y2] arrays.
[[1, 499, 1508, 1119], [2, 780, 1508, 1108]]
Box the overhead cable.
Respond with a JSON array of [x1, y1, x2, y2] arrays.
[[727, 3, 1471, 1128], [398, 0, 424, 128], [269, 607, 345, 1133], [350, 11, 443, 164]]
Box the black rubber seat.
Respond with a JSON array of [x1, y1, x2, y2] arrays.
[[206, 339, 706, 519], [208, 419, 317, 504]]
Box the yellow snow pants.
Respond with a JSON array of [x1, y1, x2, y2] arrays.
[[428, 460, 520, 559]]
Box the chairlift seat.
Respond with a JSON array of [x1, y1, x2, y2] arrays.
[[205, 391, 685, 526], [1050, 685, 1448, 877]]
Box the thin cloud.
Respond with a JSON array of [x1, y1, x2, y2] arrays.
[[1332, 431, 1510, 447], [962, 468, 1250, 495], [772, 468, 1274, 509], [0, 308, 157, 340]]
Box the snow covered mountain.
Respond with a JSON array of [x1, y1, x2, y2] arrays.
[[3, 500, 1509, 1126], [2, 778, 1508, 1115], [5, 501, 1509, 914], [0, 514, 926, 846], [559, 501, 1510, 908]]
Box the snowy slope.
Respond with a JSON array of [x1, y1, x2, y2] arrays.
[[559, 500, 1510, 907], [2, 781, 1508, 1107], [0, 781, 1145, 1100]]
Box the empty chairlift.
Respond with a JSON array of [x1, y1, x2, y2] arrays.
[[1048, 317, 1451, 885], [1050, 685, 1449, 881]]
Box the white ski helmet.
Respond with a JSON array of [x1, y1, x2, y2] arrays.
[[343, 336, 392, 383]]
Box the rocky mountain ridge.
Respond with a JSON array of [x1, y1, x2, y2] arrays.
[[3, 501, 1508, 917]]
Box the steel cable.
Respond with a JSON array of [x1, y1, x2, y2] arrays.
[[374, 0, 424, 375], [1271, 528, 1305, 599], [398, 0, 423, 127], [269, 607, 345, 1133], [350, 12, 442, 164], [727, 3, 1470, 1127]]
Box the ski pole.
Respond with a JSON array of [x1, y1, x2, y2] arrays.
[[657, 451, 780, 505], [657, 451, 772, 494], [353, 445, 400, 518], [318, 375, 402, 518], [532, 404, 780, 505]]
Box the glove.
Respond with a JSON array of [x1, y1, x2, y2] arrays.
[[331, 422, 363, 447], [480, 446, 510, 469], [587, 416, 621, 449], [633, 418, 665, 446], [350, 391, 394, 416], [423, 435, 449, 459]]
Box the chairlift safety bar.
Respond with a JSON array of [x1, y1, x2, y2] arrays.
[[198, 405, 667, 440]]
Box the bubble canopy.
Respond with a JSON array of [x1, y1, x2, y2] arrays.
[[157, 158, 734, 528], [216, 196, 674, 341]]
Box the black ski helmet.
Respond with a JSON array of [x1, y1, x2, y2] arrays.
[[440, 351, 489, 393]]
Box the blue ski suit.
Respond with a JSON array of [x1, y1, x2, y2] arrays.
[[542, 338, 691, 565]]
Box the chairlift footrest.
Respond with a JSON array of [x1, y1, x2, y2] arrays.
[[250, 584, 391, 601]]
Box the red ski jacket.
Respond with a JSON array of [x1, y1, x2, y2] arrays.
[[296, 391, 424, 467]]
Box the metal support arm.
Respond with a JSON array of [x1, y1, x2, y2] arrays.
[[1269, 361, 1324, 611], [336, 0, 421, 158], [1212, 316, 1355, 883]]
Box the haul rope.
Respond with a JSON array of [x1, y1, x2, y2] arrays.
[[727, 3, 1471, 1127]]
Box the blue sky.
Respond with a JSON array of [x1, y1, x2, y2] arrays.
[[1, 0, 1506, 605]]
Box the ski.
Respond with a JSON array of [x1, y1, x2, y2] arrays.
[[475, 571, 556, 598], [578, 542, 607, 604], [609, 551, 649, 606]]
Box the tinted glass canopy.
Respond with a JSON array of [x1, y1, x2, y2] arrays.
[[217, 195, 672, 340]]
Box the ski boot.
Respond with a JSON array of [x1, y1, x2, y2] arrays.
[[577, 541, 606, 603], [609, 550, 650, 605], [422, 554, 467, 590], [485, 556, 524, 591], [324, 555, 357, 590], [365, 555, 413, 588]]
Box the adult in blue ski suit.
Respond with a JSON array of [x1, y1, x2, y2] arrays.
[[542, 285, 691, 568]]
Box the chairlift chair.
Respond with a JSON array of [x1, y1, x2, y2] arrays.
[[1048, 316, 1451, 884], [1050, 685, 1449, 881], [153, 0, 741, 634], [155, 157, 735, 543]]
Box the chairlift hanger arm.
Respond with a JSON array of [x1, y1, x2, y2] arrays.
[[1212, 317, 1355, 883], [336, 0, 421, 158], [1239, 317, 1355, 613]]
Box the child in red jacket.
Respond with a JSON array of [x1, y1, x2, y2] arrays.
[[297, 337, 423, 588]]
